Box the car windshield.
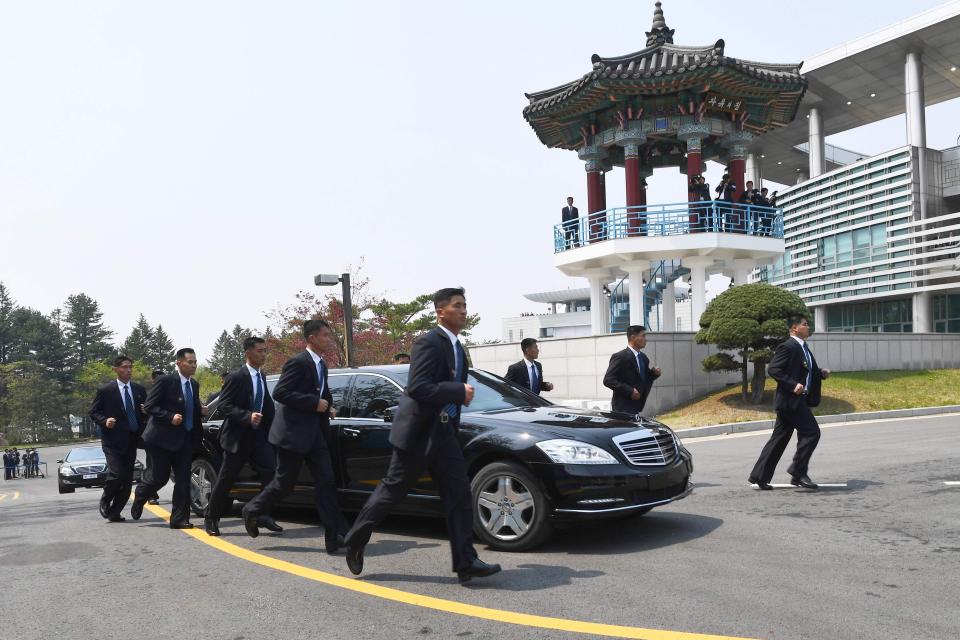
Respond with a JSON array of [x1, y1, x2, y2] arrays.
[[386, 369, 550, 412], [65, 447, 104, 462]]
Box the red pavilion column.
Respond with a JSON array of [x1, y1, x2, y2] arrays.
[[678, 120, 711, 232], [616, 128, 648, 236], [722, 130, 753, 233], [579, 144, 608, 244]]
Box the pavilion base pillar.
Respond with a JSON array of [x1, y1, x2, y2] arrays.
[[624, 262, 647, 327], [588, 273, 611, 335], [685, 257, 712, 331], [661, 282, 676, 332]]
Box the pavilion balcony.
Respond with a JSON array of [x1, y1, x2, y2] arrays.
[[553, 202, 784, 254]]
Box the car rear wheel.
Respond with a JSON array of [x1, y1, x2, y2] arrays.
[[190, 458, 218, 516], [471, 461, 552, 551]]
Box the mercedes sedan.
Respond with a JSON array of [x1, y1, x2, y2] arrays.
[[57, 445, 144, 494], [190, 365, 693, 551]]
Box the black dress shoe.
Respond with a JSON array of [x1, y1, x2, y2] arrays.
[[748, 477, 773, 490], [456, 558, 502, 584], [130, 497, 146, 520], [204, 518, 221, 536], [325, 533, 346, 555], [170, 522, 194, 529], [259, 515, 283, 532], [791, 475, 818, 489], [99, 497, 110, 519], [107, 515, 126, 523], [148, 498, 160, 505], [243, 512, 260, 538], [346, 545, 364, 575]]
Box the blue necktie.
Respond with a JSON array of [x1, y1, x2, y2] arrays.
[[802, 343, 813, 392], [529, 363, 539, 392], [123, 385, 138, 432], [443, 341, 466, 419], [636, 353, 647, 386], [183, 380, 194, 431], [316, 358, 327, 397], [253, 371, 264, 412]]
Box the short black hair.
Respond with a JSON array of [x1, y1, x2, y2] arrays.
[[433, 287, 466, 308], [626, 325, 646, 339], [520, 338, 538, 351], [175, 348, 195, 360], [787, 315, 809, 329], [113, 355, 133, 367], [243, 336, 265, 351], [303, 318, 333, 339], [151, 369, 164, 380], [392, 353, 409, 362]]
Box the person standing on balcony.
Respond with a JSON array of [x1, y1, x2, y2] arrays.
[[603, 325, 661, 415], [505, 338, 554, 396], [562, 196, 579, 248]]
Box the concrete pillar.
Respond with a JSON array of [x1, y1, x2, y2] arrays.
[[662, 282, 676, 332], [685, 257, 711, 331], [588, 275, 611, 335], [814, 306, 827, 333], [796, 171, 809, 185], [808, 107, 825, 178], [905, 51, 929, 223], [913, 291, 932, 333], [732, 259, 754, 286], [624, 263, 647, 327], [746, 153, 762, 188]]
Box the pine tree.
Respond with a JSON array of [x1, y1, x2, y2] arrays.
[[148, 324, 175, 371], [207, 325, 250, 373], [63, 293, 114, 373], [122, 314, 154, 362], [0, 282, 16, 365]]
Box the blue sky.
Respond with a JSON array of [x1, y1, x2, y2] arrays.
[[1, 1, 956, 355]]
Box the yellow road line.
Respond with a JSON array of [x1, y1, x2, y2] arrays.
[[144, 503, 757, 640], [0, 494, 6, 502], [12, 491, 18, 500]]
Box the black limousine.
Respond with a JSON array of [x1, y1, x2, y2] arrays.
[[189, 365, 692, 551]]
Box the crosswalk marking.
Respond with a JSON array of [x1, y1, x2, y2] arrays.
[[0, 492, 20, 502]]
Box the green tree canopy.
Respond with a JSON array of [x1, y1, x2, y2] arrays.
[[63, 293, 114, 373], [121, 314, 154, 363]]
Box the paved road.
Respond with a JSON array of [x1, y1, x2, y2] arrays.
[[1, 415, 957, 640]]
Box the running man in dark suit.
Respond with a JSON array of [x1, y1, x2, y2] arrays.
[[204, 336, 279, 536], [504, 338, 553, 396], [240, 320, 348, 551], [749, 315, 831, 490], [603, 325, 662, 415], [562, 196, 580, 248], [89, 355, 147, 522], [131, 348, 205, 528], [345, 288, 501, 584]]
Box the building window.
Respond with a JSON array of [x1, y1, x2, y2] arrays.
[[507, 330, 513, 342], [933, 294, 960, 333], [819, 223, 888, 270], [826, 299, 913, 332], [540, 327, 555, 338]]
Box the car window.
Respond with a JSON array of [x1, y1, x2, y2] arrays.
[[65, 447, 105, 462], [327, 374, 351, 417], [461, 370, 553, 413], [350, 374, 403, 419]]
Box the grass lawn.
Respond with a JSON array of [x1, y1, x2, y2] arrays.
[[657, 369, 960, 430]]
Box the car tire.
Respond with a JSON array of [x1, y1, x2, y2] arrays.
[[58, 482, 75, 494], [189, 458, 218, 517], [470, 461, 553, 552]]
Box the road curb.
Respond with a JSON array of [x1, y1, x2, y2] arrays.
[[676, 404, 960, 440]]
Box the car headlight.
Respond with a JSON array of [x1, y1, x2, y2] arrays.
[[535, 439, 617, 465], [59, 466, 74, 475]]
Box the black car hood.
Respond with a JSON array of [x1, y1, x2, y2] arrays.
[[462, 405, 672, 446]]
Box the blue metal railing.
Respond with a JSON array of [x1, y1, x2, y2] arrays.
[[554, 201, 784, 253]]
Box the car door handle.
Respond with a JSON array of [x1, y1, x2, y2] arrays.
[[343, 428, 361, 437]]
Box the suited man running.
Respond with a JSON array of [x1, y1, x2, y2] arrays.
[[749, 315, 831, 490], [204, 336, 281, 536], [345, 287, 501, 584], [89, 355, 147, 522], [504, 338, 553, 396], [241, 320, 348, 551], [603, 325, 662, 414], [562, 196, 580, 248], [131, 348, 205, 528]]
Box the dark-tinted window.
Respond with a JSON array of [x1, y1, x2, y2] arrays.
[[350, 374, 403, 419], [327, 374, 351, 416], [462, 370, 552, 413], [66, 447, 105, 462]]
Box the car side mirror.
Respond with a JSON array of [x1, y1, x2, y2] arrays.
[[383, 406, 397, 423], [56, 459, 63, 463]]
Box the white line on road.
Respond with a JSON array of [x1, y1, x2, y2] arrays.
[[752, 482, 848, 489], [944, 481, 960, 486]]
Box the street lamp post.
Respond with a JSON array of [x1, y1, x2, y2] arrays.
[[314, 272, 355, 367]]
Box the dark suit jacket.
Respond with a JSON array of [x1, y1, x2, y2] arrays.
[[90, 381, 147, 452], [218, 365, 276, 454], [768, 338, 823, 411], [268, 350, 332, 455], [603, 347, 660, 414], [389, 327, 467, 454], [142, 373, 203, 452], [562, 205, 579, 222], [504, 360, 546, 396]]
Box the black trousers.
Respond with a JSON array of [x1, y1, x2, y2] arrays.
[[207, 429, 276, 519], [750, 404, 821, 483], [135, 442, 193, 526], [345, 423, 477, 572], [242, 437, 347, 540], [102, 439, 138, 516]]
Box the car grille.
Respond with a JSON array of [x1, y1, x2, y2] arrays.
[[73, 464, 106, 474], [612, 430, 678, 466]]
